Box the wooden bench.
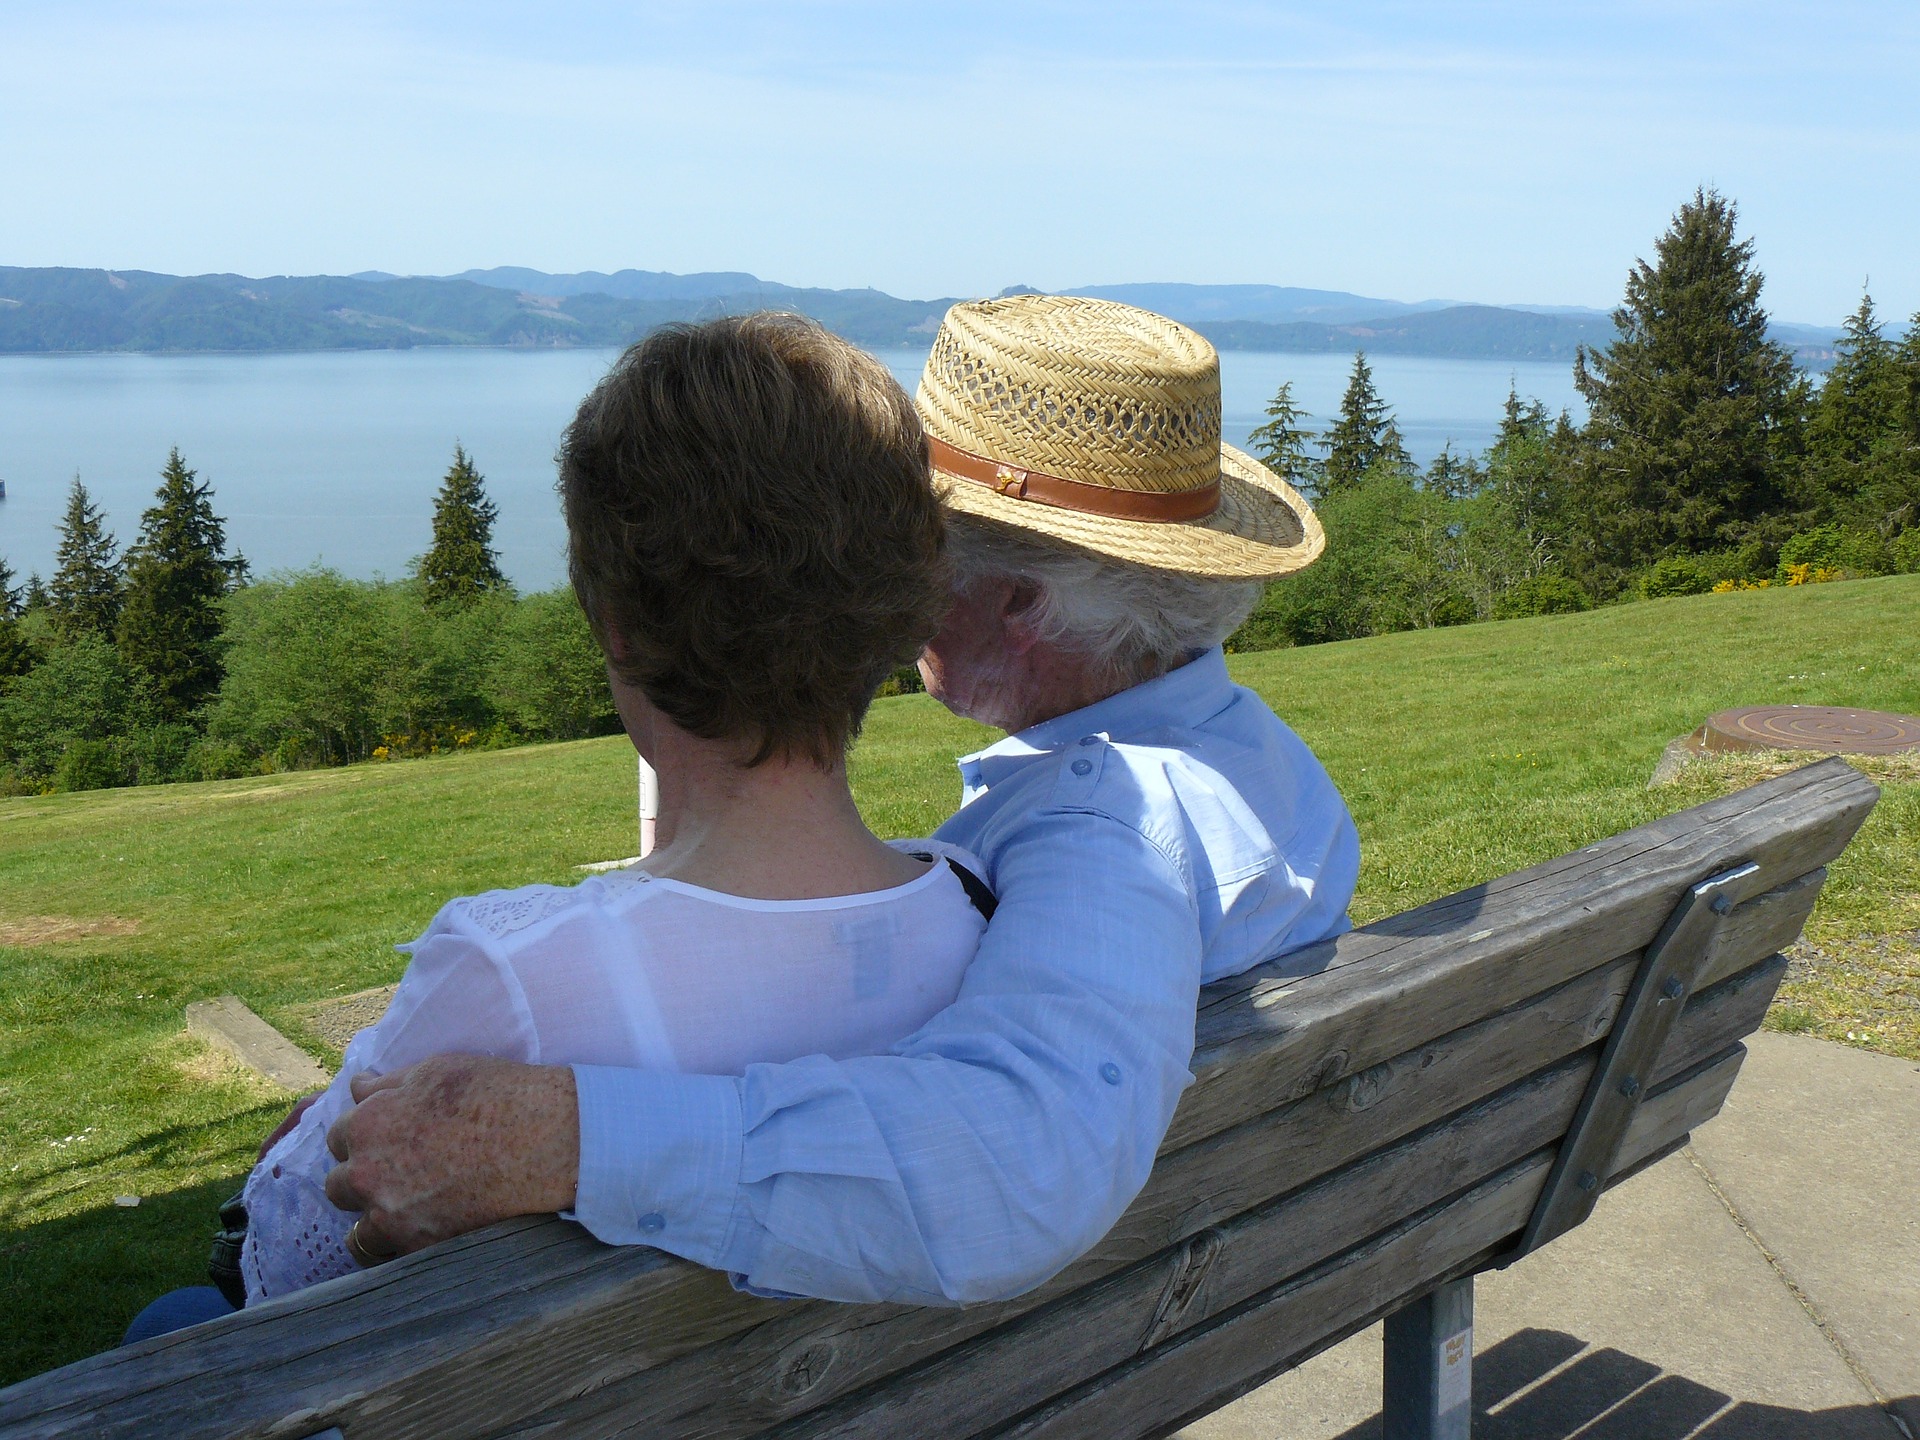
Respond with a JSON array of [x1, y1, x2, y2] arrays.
[[0, 757, 1879, 1440]]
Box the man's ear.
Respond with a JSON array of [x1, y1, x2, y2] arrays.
[[999, 578, 1045, 657]]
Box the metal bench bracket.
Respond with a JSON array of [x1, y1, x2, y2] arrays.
[[1509, 858, 1762, 1260]]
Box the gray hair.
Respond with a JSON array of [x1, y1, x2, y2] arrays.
[[946, 519, 1263, 688]]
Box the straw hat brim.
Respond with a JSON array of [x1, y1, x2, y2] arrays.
[[932, 442, 1324, 581]]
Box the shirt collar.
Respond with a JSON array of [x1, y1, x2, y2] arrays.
[[955, 647, 1234, 799]]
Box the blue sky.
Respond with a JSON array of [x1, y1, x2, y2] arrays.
[[3, 2, 1916, 324]]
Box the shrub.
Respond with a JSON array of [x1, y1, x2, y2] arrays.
[[874, 665, 925, 698], [122, 723, 199, 785], [0, 633, 145, 779], [1693, 539, 1772, 588], [1891, 528, 1920, 575], [182, 738, 259, 781], [1640, 556, 1712, 599], [208, 570, 390, 766], [485, 589, 618, 741], [53, 738, 132, 792], [1495, 574, 1592, 618], [1777, 523, 1889, 581]]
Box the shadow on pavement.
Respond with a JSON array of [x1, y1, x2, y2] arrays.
[[1327, 1328, 1914, 1439]]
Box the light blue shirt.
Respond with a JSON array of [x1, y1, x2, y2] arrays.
[[569, 647, 1359, 1303]]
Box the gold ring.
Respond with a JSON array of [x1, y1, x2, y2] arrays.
[[346, 1219, 385, 1267]]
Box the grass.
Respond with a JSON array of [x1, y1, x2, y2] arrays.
[[2, 573, 1916, 1381]]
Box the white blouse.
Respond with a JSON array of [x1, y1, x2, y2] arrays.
[[240, 843, 988, 1301]]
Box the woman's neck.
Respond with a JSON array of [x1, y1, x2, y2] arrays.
[[625, 702, 925, 902]]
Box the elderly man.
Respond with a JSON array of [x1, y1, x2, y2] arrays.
[[324, 295, 1359, 1304]]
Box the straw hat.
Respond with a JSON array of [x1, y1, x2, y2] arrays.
[[913, 294, 1323, 580]]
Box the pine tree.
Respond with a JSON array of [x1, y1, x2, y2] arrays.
[[49, 477, 124, 639], [1424, 445, 1481, 504], [1895, 312, 1920, 443], [1246, 380, 1321, 491], [0, 556, 32, 680], [117, 448, 234, 717], [1809, 292, 1900, 465], [1572, 188, 1803, 577], [1320, 353, 1409, 493], [420, 445, 506, 606], [0, 555, 21, 621]]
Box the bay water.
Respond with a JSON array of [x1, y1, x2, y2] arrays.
[[0, 348, 1584, 593]]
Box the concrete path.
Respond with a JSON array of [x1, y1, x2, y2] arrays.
[[1179, 1033, 1919, 1440]]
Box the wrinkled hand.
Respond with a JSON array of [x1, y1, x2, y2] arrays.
[[323, 1053, 579, 1263], [259, 1092, 319, 1160]]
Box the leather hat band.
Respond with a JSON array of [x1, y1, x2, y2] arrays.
[[927, 436, 1221, 524]]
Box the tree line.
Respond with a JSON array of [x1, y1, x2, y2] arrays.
[[0, 449, 618, 794], [1228, 188, 1920, 651], [6, 188, 1917, 792]]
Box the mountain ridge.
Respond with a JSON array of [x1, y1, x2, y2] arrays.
[[0, 265, 1844, 362]]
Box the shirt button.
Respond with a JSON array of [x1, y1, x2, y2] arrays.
[[638, 1211, 666, 1235], [1071, 758, 1093, 776], [1100, 1062, 1122, 1085]]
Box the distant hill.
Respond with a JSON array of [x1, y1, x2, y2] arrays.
[[0, 265, 1844, 362], [1192, 305, 1616, 362], [0, 266, 957, 353], [1059, 282, 1454, 326]]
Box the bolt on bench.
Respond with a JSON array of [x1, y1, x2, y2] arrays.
[[0, 757, 1878, 1440]]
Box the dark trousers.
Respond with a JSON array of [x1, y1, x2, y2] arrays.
[[122, 1285, 237, 1344]]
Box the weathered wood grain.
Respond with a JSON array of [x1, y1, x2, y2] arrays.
[[989, 1047, 1744, 1440]]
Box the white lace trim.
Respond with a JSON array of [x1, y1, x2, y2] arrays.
[[454, 884, 584, 939], [241, 1110, 358, 1303]]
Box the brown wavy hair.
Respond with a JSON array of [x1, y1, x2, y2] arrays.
[[560, 313, 945, 767]]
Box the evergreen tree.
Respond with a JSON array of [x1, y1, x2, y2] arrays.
[[117, 448, 234, 717], [0, 556, 33, 681], [23, 574, 50, 613], [1808, 292, 1900, 465], [1320, 353, 1409, 492], [49, 477, 124, 639], [1246, 380, 1322, 491], [1424, 445, 1481, 504], [420, 445, 506, 606], [1480, 392, 1579, 582], [1896, 311, 1920, 442], [1571, 188, 1803, 583]]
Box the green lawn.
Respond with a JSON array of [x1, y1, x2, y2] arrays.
[[3, 574, 1916, 1381]]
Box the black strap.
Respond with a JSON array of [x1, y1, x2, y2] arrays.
[[907, 852, 999, 921]]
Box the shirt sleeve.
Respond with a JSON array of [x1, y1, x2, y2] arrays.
[[569, 806, 1202, 1304], [241, 905, 541, 1301]]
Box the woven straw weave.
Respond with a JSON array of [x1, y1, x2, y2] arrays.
[[915, 295, 1325, 580]]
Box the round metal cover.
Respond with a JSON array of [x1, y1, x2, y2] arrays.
[[1698, 705, 1920, 756]]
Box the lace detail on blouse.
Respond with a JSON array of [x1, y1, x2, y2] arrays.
[[241, 1106, 358, 1302], [456, 885, 584, 939]]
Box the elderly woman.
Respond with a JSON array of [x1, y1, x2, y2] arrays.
[[126, 314, 993, 1334]]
